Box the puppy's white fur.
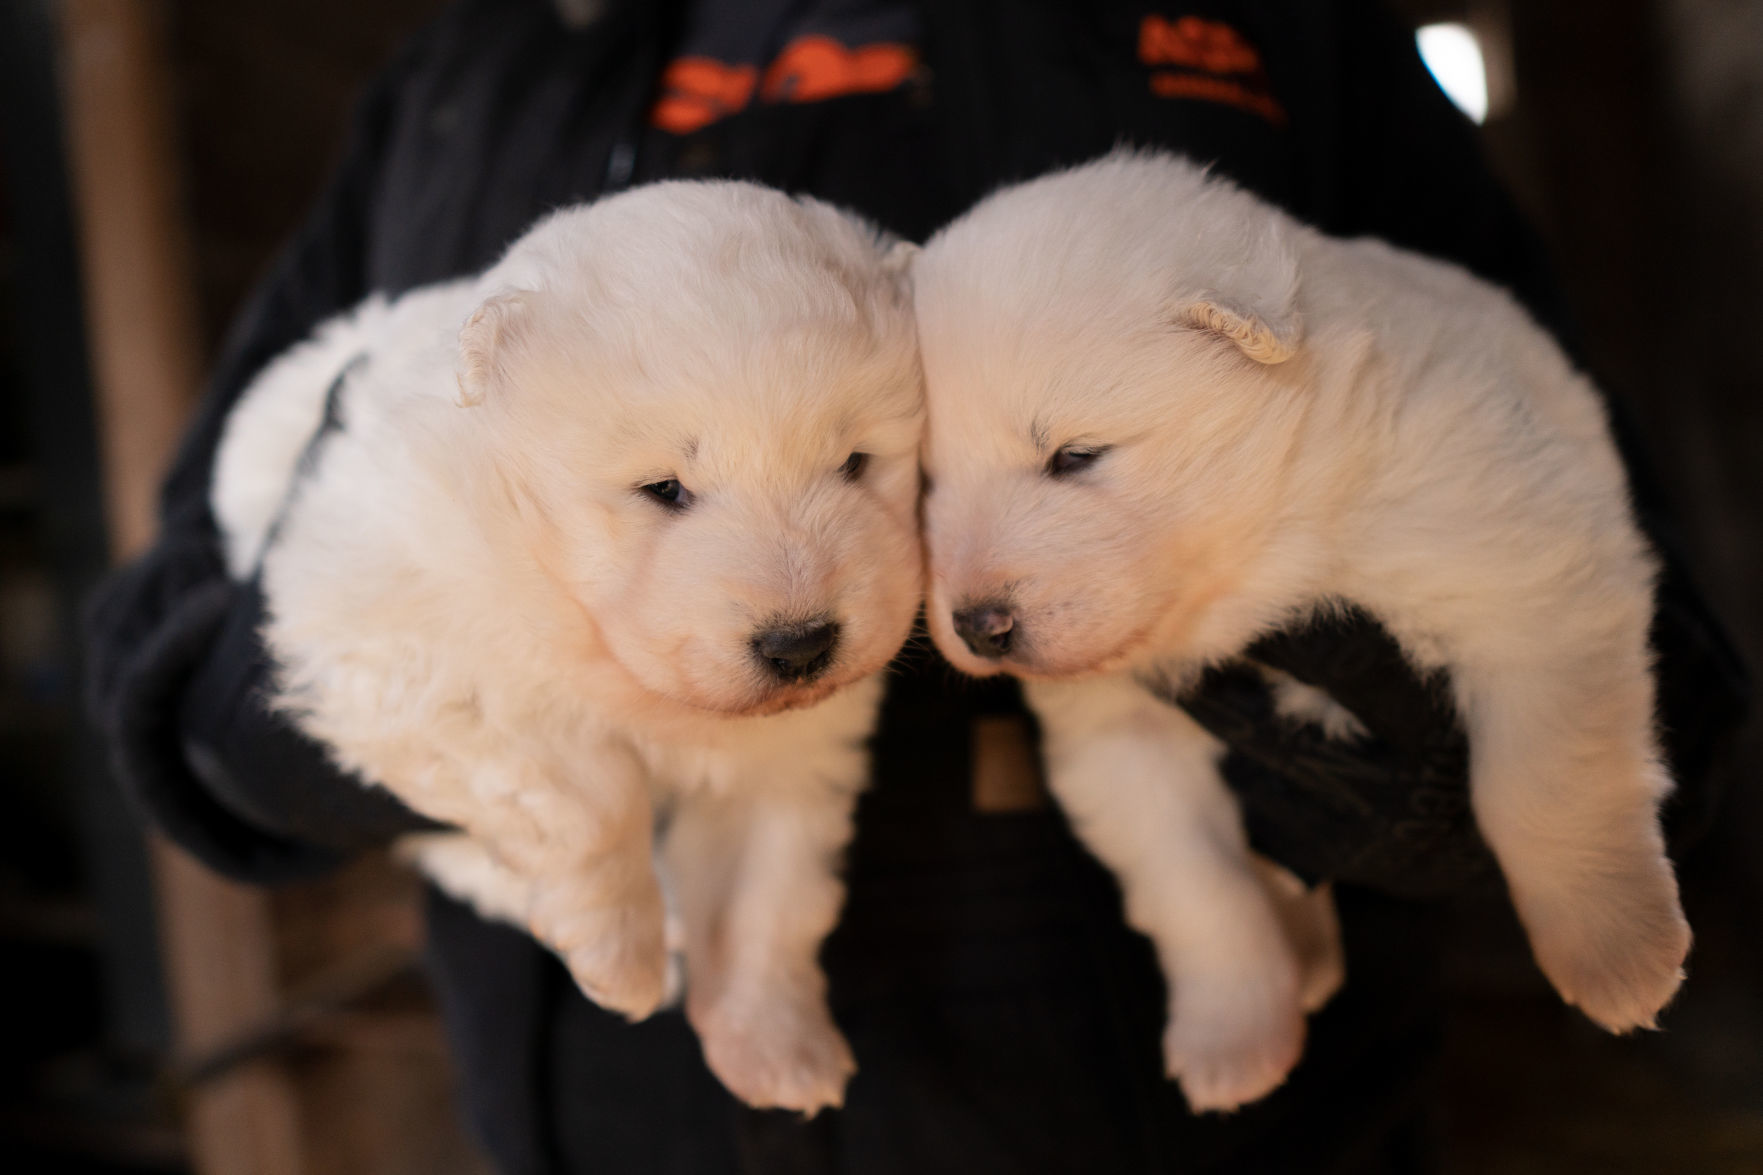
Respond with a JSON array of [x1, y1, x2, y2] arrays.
[[914, 152, 1689, 1110], [212, 181, 925, 1114]]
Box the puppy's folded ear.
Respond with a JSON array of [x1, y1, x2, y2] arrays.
[[1175, 295, 1300, 365], [1171, 222, 1301, 365], [457, 290, 534, 406]]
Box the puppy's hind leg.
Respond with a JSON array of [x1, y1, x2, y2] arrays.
[[664, 778, 859, 1115], [1456, 651, 1690, 1033], [1030, 676, 1308, 1113]]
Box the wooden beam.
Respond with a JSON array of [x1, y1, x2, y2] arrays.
[[58, 0, 204, 560], [56, 2, 304, 1172]]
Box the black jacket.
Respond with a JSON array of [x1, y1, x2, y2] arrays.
[[85, 2, 1745, 1171]]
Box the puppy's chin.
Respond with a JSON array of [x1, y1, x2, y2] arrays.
[[733, 682, 844, 717], [653, 657, 881, 719], [972, 648, 1133, 683], [927, 641, 1010, 679], [1013, 624, 1159, 681], [651, 682, 810, 719]]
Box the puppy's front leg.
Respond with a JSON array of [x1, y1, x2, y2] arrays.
[[1028, 675, 1308, 1112], [1455, 655, 1690, 1032], [663, 766, 860, 1114], [464, 744, 669, 1020]]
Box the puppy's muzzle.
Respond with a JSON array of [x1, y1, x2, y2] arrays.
[[752, 619, 840, 683], [953, 603, 1014, 660]]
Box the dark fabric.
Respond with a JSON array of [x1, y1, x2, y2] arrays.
[[81, 0, 1748, 1171], [86, 539, 346, 882], [1174, 611, 1486, 902]]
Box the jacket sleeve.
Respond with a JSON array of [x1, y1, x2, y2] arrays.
[[85, 47, 441, 884], [1182, 0, 1747, 899]]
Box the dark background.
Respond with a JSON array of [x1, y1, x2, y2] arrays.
[[1, 1, 1758, 1172]]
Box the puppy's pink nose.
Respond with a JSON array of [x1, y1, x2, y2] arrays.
[[953, 604, 1014, 659]]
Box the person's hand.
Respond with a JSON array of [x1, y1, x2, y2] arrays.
[[1153, 606, 1486, 901], [1161, 552, 1743, 903]]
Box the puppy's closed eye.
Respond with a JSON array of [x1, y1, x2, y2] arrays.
[[1046, 445, 1109, 477], [839, 452, 868, 482]]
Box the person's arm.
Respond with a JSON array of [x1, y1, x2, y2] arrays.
[[85, 42, 441, 883]]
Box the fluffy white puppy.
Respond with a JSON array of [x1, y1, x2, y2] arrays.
[[913, 152, 1690, 1111], [211, 181, 924, 1113]]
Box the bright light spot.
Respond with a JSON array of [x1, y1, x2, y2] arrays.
[[1417, 23, 1490, 124]]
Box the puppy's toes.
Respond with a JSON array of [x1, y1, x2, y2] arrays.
[[1164, 973, 1307, 1113], [1521, 861, 1691, 1034], [694, 994, 856, 1115], [562, 919, 670, 1021]]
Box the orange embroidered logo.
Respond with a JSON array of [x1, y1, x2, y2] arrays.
[[1138, 14, 1286, 126], [653, 37, 918, 134], [652, 59, 759, 135], [762, 36, 916, 104], [1139, 14, 1261, 73]]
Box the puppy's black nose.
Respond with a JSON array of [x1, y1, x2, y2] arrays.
[[753, 621, 840, 682], [953, 604, 1014, 659]]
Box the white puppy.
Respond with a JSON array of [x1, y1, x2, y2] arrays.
[[211, 181, 924, 1113], [913, 152, 1690, 1111]]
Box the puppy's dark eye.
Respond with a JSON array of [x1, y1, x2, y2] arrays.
[[1047, 445, 1108, 477], [839, 452, 869, 481], [640, 479, 692, 510]]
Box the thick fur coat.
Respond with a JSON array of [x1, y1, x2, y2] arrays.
[[913, 152, 1690, 1110], [212, 181, 925, 1113]]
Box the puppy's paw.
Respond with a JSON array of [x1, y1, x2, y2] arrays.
[[1164, 972, 1306, 1113], [1519, 858, 1691, 1033], [538, 882, 670, 1021], [559, 917, 669, 1021], [693, 992, 856, 1115]]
